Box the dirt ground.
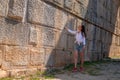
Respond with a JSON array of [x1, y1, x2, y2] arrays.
[[46, 61, 120, 80]]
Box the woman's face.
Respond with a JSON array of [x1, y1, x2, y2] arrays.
[[77, 26, 82, 31]]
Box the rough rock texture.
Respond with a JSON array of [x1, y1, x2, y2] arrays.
[[0, 0, 120, 77]]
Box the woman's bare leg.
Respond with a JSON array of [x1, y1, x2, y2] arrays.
[[80, 52, 84, 68], [74, 50, 78, 68]]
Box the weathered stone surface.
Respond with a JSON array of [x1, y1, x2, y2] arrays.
[[77, 19, 82, 27], [101, 30, 106, 43], [0, 45, 4, 66], [53, 0, 63, 5], [80, 5, 87, 18], [29, 27, 37, 45], [35, 26, 43, 47], [74, 1, 80, 14], [0, 69, 8, 78], [28, 0, 55, 27], [44, 48, 55, 67], [44, 4, 56, 27], [30, 47, 45, 66], [76, 0, 86, 4], [0, 18, 29, 46], [28, 0, 45, 24], [55, 9, 68, 30], [95, 27, 101, 41], [0, 0, 120, 77], [86, 24, 95, 40], [84, 40, 90, 61], [77, 0, 89, 7], [1, 61, 11, 70], [64, 51, 72, 64], [67, 35, 74, 49], [67, 15, 77, 30], [87, 40, 94, 53], [4, 46, 29, 66], [0, 0, 9, 17], [56, 31, 67, 49], [55, 50, 66, 67], [41, 27, 56, 46], [14, 23, 30, 46], [64, 0, 73, 10], [9, 68, 37, 77], [7, 0, 25, 21]]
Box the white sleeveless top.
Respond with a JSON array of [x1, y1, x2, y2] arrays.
[[68, 29, 86, 45]]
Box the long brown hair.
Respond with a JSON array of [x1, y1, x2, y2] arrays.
[[81, 25, 86, 37]]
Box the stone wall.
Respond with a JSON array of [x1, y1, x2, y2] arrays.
[[0, 0, 120, 77]]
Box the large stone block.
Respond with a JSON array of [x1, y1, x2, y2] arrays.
[[0, 0, 9, 17], [64, 51, 72, 64], [67, 35, 74, 50], [35, 25, 43, 47], [87, 40, 95, 52], [105, 32, 111, 44], [55, 9, 68, 30], [44, 4, 56, 27], [7, 0, 25, 21], [4, 46, 30, 66], [76, 19, 82, 27], [64, 0, 73, 10], [3, 25, 18, 46], [8, 68, 37, 77], [30, 47, 45, 66], [1, 61, 11, 70], [67, 15, 77, 30], [14, 23, 30, 46], [44, 48, 55, 67], [97, 4, 103, 19], [0, 70, 8, 78], [29, 27, 37, 46], [28, 0, 44, 24], [0, 18, 29, 46], [80, 5, 87, 18], [0, 18, 6, 44], [86, 24, 95, 40], [28, 0, 55, 27], [54, 50, 66, 67], [96, 41, 102, 53], [56, 31, 67, 49], [0, 45, 4, 66], [78, 0, 89, 7], [101, 30, 106, 43], [73, 1, 80, 14], [41, 27, 56, 47], [95, 27, 101, 41]]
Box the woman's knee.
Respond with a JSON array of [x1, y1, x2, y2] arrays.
[[74, 51, 78, 58]]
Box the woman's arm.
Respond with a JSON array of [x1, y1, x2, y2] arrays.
[[65, 27, 76, 34], [83, 37, 86, 50], [83, 37, 86, 46]]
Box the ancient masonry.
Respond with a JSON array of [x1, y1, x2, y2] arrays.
[[0, 0, 120, 77]]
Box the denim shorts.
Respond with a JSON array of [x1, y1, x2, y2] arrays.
[[74, 43, 84, 52]]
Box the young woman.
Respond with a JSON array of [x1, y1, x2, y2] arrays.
[[65, 25, 86, 72]]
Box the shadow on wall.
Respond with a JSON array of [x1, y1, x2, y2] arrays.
[[45, 0, 120, 74], [83, 0, 120, 61]]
